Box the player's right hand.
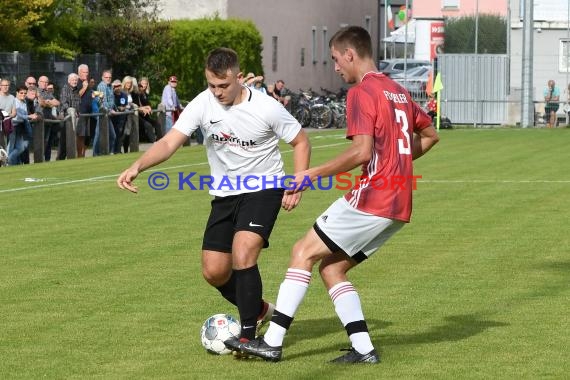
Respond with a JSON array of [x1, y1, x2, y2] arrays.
[[117, 168, 140, 193]]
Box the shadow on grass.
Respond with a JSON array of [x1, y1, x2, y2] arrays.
[[537, 260, 570, 273], [283, 313, 508, 361]]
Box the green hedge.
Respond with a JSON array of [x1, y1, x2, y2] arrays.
[[79, 17, 263, 104], [159, 17, 263, 102]]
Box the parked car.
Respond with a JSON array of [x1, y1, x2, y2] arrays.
[[391, 65, 432, 96], [378, 59, 430, 77]]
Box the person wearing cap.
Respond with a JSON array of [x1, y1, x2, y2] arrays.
[[161, 75, 181, 133], [110, 80, 129, 154], [253, 78, 267, 95], [117, 47, 311, 354], [244, 72, 267, 95], [242, 72, 255, 86]]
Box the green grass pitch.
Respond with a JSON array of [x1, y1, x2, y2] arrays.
[[0, 128, 568, 379]]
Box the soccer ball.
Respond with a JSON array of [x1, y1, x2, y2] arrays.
[[200, 313, 241, 355]]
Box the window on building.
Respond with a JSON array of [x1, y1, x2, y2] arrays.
[[443, 0, 459, 8], [559, 39, 570, 73], [272, 36, 278, 72], [364, 15, 372, 34], [312, 26, 317, 65], [301, 48, 305, 67], [322, 27, 328, 64]]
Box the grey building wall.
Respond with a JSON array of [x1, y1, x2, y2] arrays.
[[509, 1, 570, 103], [228, 0, 378, 93], [160, 0, 379, 93]]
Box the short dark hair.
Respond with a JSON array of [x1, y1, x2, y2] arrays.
[[329, 26, 373, 59], [206, 48, 240, 78]]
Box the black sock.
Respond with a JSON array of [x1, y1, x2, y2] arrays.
[[215, 271, 237, 306], [235, 264, 262, 340]]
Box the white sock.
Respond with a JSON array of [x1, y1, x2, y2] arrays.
[[264, 268, 311, 347], [329, 281, 374, 354]]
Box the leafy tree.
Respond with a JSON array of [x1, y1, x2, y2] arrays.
[[78, 17, 173, 84], [29, 0, 85, 57], [83, 0, 160, 19], [0, 1, 263, 106], [159, 17, 263, 100], [1, 0, 161, 57], [444, 14, 507, 54], [0, 0, 54, 52]]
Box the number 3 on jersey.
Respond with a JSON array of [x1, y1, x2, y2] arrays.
[[395, 109, 411, 155]]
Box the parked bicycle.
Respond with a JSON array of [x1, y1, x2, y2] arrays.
[[285, 87, 347, 129], [320, 87, 347, 129]]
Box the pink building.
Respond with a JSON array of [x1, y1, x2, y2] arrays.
[[385, 0, 508, 61], [413, 0, 507, 18]]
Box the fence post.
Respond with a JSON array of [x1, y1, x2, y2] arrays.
[[33, 119, 45, 163], [66, 108, 77, 158], [157, 103, 166, 138], [100, 109, 110, 155], [129, 110, 139, 152]]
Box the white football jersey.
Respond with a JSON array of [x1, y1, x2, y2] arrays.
[[174, 86, 301, 196]]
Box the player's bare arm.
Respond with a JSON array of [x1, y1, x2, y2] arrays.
[[281, 128, 311, 211], [412, 125, 439, 160], [117, 129, 188, 193], [288, 134, 373, 193]]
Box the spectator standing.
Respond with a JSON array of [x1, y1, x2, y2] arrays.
[[0, 79, 16, 157], [21, 86, 41, 164], [58, 73, 81, 160], [38, 76, 61, 161], [89, 79, 104, 153], [87, 78, 99, 143], [266, 83, 275, 99], [111, 80, 128, 154], [254, 80, 267, 95], [161, 75, 181, 133], [243, 72, 255, 86], [94, 70, 117, 156], [245, 72, 267, 95], [272, 79, 290, 107], [25, 77, 37, 88], [543, 80, 560, 128], [121, 76, 138, 153], [76, 64, 93, 157], [21, 78, 38, 163], [136, 77, 163, 142], [0, 79, 16, 119], [8, 85, 38, 165]]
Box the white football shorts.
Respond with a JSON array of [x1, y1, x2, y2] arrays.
[[314, 197, 405, 262]]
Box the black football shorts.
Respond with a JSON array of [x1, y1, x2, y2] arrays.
[[202, 188, 285, 253]]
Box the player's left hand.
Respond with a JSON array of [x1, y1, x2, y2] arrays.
[[281, 191, 302, 211], [284, 170, 314, 194], [117, 167, 140, 193]]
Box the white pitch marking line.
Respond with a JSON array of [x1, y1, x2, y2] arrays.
[[419, 179, 570, 184], [0, 142, 349, 193]]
